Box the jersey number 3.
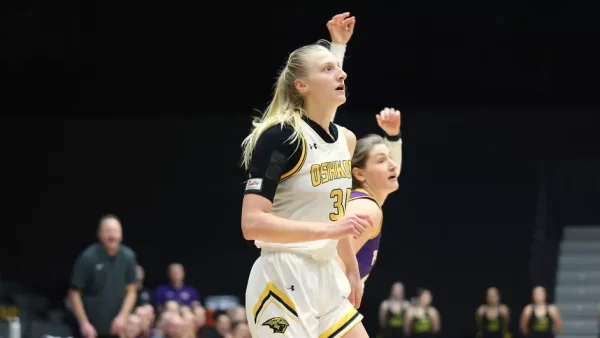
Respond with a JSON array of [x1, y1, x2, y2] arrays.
[[329, 188, 352, 221]]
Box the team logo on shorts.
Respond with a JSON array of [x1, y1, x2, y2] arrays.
[[262, 317, 289, 333]]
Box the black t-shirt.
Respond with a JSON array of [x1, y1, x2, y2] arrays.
[[70, 243, 137, 335]]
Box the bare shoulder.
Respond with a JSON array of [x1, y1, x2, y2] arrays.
[[500, 304, 510, 314], [339, 126, 356, 141], [522, 304, 533, 314], [338, 126, 357, 155], [548, 304, 560, 313], [348, 197, 381, 215], [476, 305, 486, 315]]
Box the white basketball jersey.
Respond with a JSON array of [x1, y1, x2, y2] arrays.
[[255, 120, 353, 260]]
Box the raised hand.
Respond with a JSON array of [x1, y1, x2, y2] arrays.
[[376, 107, 401, 137], [326, 12, 356, 45]]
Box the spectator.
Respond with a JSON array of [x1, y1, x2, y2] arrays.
[[167, 313, 189, 338], [179, 306, 196, 338], [69, 214, 138, 338], [134, 305, 155, 338], [205, 313, 231, 338], [155, 263, 200, 308], [154, 311, 177, 338], [192, 304, 208, 338], [137, 265, 153, 306], [121, 314, 142, 338], [165, 300, 180, 314], [225, 306, 245, 326], [231, 322, 250, 338]]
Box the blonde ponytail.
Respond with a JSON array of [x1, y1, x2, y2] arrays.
[[241, 42, 331, 170]]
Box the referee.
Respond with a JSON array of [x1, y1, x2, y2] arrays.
[[69, 214, 138, 338]]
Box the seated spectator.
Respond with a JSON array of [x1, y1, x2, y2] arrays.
[[167, 312, 190, 338], [192, 304, 208, 338], [226, 306, 246, 326], [135, 305, 155, 338], [137, 265, 154, 306], [180, 306, 196, 338], [154, 311, 177, 338], [231, 322, 250, 338], [165, 300, 180, 314], [205, 313, 232, 338], [156, 263, 200, 308], [121, 313, 142, 338]]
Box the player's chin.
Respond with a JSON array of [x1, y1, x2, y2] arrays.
[[333, 92, 347, 104], [387, 180, 399, 192]]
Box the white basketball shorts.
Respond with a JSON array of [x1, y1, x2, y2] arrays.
[[245, 251, 363, 337]]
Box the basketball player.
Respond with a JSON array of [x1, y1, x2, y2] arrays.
[[326, 12, 355, 119], [404, 289, 440, 338], [475, 287, 510, 338], [333, 108, 401, 283], [519, 286, 562, 338], [379, 282, 411, 338], [240, 35, 372, 338]]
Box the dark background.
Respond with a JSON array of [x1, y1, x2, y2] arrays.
[[2, 0, 599, 337]]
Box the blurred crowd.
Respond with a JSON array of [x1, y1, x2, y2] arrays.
[[68, 262, 249, 338]]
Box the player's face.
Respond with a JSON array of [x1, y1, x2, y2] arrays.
[[362, 144, 399, 193], [299, 50, 347, 107], [487, 289, 499, 305], [391, 282, 404, 299], [420, 291, 432, 306], [99, 218, 122, 250], [532, 287, 546, 304]]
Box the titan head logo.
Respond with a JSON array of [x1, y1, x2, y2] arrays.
[[262, 317, 289, 334]]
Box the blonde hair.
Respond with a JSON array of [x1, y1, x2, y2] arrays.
[[351, 134, 389, 188], [241, 40, 332, 169]]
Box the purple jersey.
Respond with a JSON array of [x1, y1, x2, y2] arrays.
[[350, 189, 383, 281]]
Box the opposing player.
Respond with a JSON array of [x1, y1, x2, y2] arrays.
[[335, 108, 402, 284], [241, 27, 372, 338]]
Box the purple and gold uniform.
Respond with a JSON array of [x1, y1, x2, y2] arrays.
[[350, 188, 383, 282]]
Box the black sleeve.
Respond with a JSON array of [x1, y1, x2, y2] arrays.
[[385, 131, 402, 141], [244, 124, 304, 202], [125, 251, 138, 285], [70, 254, 89, 290]]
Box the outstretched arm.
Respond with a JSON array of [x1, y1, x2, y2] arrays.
[[376, 108, 403, 176], [327, 12, 355, 122]]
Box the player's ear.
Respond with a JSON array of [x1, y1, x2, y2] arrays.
[[294, 78, 309, 94], [352, 167, 365, 183]]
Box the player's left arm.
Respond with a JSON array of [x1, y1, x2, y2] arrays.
[[327, 12, 355, 122], [548, 304, 562, 333], [376, 108, 402, 176]]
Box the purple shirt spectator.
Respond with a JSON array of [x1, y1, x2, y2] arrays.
[[155, 262, 200, 306], [155, 284, 199, 306]]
